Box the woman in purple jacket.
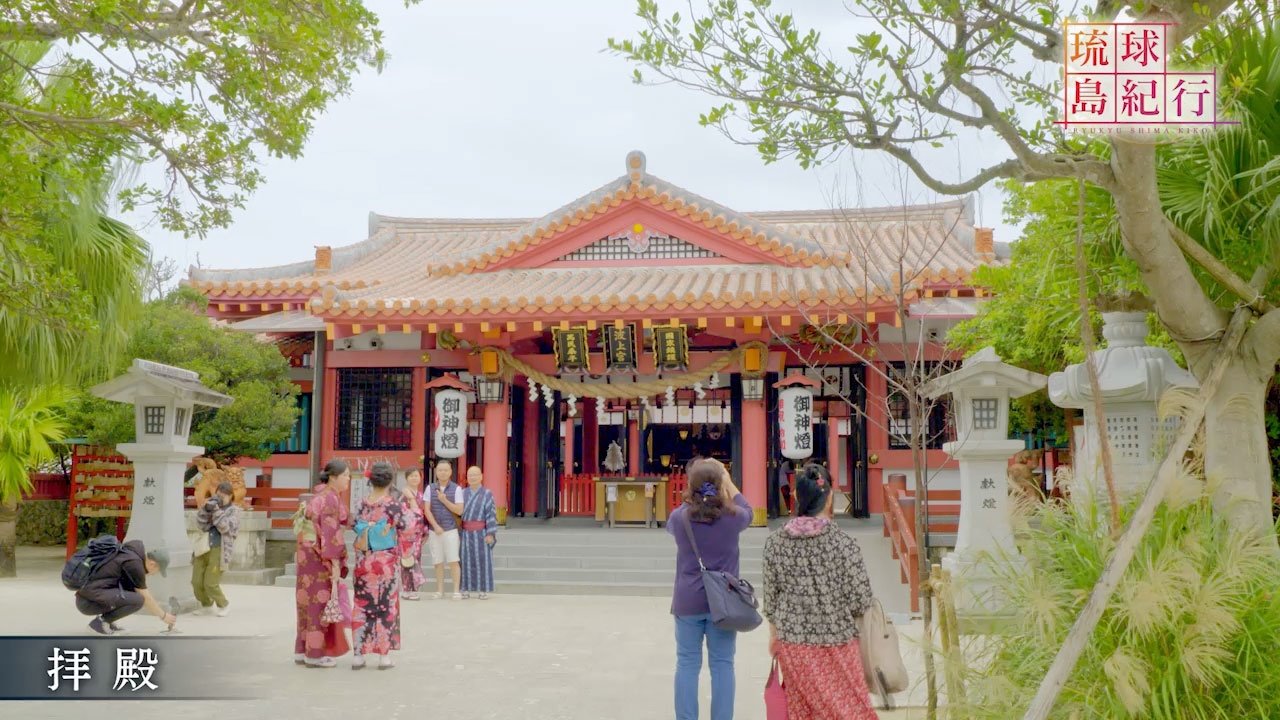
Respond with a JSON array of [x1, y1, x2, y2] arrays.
[[667, 458, 753, 720]]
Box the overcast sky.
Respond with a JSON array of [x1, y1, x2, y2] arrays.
[[133, 0, 1017, 275]]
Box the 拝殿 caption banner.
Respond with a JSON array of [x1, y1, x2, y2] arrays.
[[0, 637, 263, 700]]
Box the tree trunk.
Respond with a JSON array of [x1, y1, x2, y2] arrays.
[[1202, 359, 1274, 536], [0, 498, 17, 578]]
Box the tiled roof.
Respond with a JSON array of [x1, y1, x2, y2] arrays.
[[189, 152, 996, 318]]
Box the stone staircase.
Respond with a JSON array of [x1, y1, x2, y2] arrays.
[[272, 518, 910, 615], [275, 525, 763, 595]]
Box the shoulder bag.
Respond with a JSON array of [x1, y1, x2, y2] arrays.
[[858, 597, 909, 708], [680, 511, 762, 632]]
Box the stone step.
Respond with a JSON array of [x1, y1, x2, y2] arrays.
[[284, 562, 297, 575], [274, 574, 297, 587], [492, 554, 762, 572], [498, 529, 770, 548], [492, 580, 673, 597], [221, 567, 285, 586], [493, 567, 763, 585]]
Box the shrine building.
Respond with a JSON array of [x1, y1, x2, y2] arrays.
[[188, 151, 1005, 527]]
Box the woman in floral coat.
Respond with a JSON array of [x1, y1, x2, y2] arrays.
[[763, 462, 879, 719], [351, 462, 409, 669], [294, 460, 351, 668]]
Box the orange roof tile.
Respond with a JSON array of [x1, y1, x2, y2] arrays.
[[190, 152, 1002, 319]]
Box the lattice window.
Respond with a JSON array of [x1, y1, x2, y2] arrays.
[[887, 363, 954, 450], [972, 398, 998, 430], [1105, 414, 1144, 460], [336, 368, 413, 450], [559, 234, 721, 262], [174, 407, 188, 436], [144, 406, 166, 435]]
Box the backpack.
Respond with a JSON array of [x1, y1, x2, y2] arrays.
[[292, 498, 316, 543], [61, 535, 123, 591]]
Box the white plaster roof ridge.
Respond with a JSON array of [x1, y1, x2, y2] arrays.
[[746, 197, 973, 224], [190, 225, 398, 284]]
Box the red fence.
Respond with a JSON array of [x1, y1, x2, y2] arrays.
[[557, 473, 690, 518], [558, 474, 596, 516], [881, 482, 962, 613], [25, 473, 69, 500]]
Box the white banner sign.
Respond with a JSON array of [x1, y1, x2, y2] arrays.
[[778, 386, 814, 460], [432, 389, 468, 458]]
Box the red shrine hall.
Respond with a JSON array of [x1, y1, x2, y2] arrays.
[[189, 152, 1005, 527]]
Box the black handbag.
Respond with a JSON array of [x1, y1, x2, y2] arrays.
[[681, 512, 763, 632]]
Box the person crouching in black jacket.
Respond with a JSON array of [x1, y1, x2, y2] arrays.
[[75, 540, 176, 635]]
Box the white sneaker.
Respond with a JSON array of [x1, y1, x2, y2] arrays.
[[460, 592, 470, 599], [478, 592, 489, 600], [430, 592, 443, 600], [194, 606, 215, 616], [451, 592, 463, 600], [293, 653, 306, 665], [215, 605, 230, 617], [351, 655, 366, 671], [377, 655, 395, 670], [305, 657, 335, 668]]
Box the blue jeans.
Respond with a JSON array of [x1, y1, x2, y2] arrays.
[[674, 613, 736, 720]]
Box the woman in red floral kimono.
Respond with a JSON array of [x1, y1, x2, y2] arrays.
[[294, 459, 351, 668], [351, 462, 409, 670]]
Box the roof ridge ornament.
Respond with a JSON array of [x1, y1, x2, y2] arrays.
[[625, 150, 646, 177]]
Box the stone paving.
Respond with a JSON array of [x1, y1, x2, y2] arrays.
[[3, 545, 939, 719]]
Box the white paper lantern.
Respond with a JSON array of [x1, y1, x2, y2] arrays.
[[778, 385, 815, 460], [433, 388, 468, 459]]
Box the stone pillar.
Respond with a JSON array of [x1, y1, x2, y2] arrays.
[[120, 444, 202, 611], [1048, 311, 1198, 504], [483, 397, 510, 524], [742, 399, 768, 527], [90, 359, 234, 614], [922, 347, 1048, 613]]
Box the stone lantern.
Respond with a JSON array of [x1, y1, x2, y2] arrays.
[[922, 347, 1048, 611], [1048, 311, 1197, 503], [91, 359, 233, 612]]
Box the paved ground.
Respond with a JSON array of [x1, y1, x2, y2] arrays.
[[3, 545, 940, 719]]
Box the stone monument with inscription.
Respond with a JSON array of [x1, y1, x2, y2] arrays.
[[91, 359, 234, 612], [923, 347, 1048, 612]]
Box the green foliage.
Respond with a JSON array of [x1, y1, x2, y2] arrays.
[[0, 386, 71, 503], [948, 178, 1184, 375], [961, 475, 1280, 719], [0, 42, 148, 388], [65, 287, 299, 464], [1, 2, 412, 237]]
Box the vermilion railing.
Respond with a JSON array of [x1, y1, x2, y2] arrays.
[[882, 483, 962, 613]]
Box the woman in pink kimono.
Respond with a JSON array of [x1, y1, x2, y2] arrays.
[[294, 459, 351, 668], [397, 467, 437, 600]]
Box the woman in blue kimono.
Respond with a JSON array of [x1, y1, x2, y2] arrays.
[[458, 465, 498, 599]]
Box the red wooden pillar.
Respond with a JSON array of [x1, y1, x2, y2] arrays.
[[628, 412, 641, 476], [866, 361, 889, 515], [522, 388, 539, 516], [563, 416, 575, 474], [483, 396, 510, 524], [411, 367, 427, 465], [827, 414, 842, 490], [321, 366, 338, 462], [742, 398, 767, 527], [582, 401, 599, 474]]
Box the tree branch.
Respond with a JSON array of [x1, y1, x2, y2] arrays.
[[1165, 219, 1275, 315]]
